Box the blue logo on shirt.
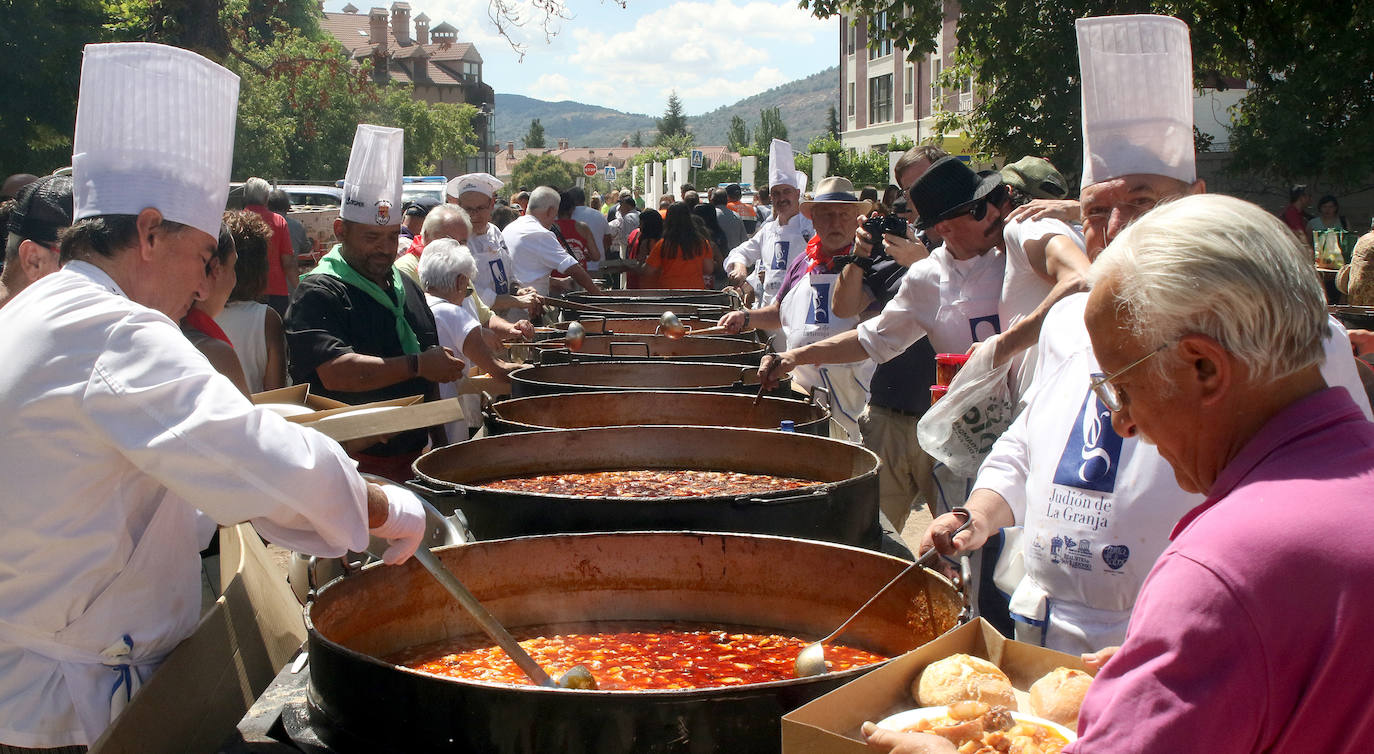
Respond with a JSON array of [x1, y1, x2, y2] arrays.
[[489, 259, 510, 295], [1052, 390, 1124, 493], [1102, 544, 1130, 570], [969, 314, 1002, 342], [807, 282, 831, 324], [770, 241, 791, 271]]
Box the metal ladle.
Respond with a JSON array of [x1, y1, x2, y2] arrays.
[[503, 320, 586, 352], [406, 547, 597, 690], [657, 310, 730, 339], [794, 507, 973, 678]]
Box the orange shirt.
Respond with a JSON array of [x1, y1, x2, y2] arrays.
[[645, 239, 712, 290]]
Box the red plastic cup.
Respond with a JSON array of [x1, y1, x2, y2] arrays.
[[934, 353, 971, 387]]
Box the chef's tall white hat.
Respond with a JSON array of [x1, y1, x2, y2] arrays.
[[72, 43, 240, 239], [1077, 15, 1195, 187], [768, 139, 804, 191], [447, 173, 504, 199], [341, 124, 405, 226]]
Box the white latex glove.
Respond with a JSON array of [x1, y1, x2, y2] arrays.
[[370, 484, 427, 565]]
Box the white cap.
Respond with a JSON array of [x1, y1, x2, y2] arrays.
[[72, 43, 240, 239], [1078, 15, 1195, 187], [341, 124, 404, 226], [768, 139, 804, 191], [446, 172, 503, 199]]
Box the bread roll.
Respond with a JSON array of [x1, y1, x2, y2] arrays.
[[1028, 667, 1093, 727], [913, 654, 1017, 708]]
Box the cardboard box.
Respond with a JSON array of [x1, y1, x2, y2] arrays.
[[782, 619, 1090, 753], [251, 385, 463, 442]]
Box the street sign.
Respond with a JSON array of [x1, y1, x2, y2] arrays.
[[604, 165, 616, 181], [583, 162, 597, 177], [690, 150, 703, 168]]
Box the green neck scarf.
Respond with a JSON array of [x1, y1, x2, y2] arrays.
[[309, 245, 422, 355]]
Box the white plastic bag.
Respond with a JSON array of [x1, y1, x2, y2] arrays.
[[917, 334, 1016, 478]]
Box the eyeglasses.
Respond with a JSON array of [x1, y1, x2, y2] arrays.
[[1088, 343, 1169, 412]]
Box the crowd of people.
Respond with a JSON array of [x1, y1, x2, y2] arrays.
[[2, 12, 1374, 754]]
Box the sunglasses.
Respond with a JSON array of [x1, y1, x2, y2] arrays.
[[939, 185, 1009, 224]]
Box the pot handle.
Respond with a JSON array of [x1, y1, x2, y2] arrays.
[[723, 286, 745, 310], [479, 391, 496, 415], [732, 486, 828, 507], [609, 341, 652, 357], [583, 315, 608, 334], [810, 383, 832, 411], [405, 476, 468, 498]]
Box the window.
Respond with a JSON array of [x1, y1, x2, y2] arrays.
[[904, 66, 913, 106], [930, 57, 942, 112], [869, 74, 893, 124], [959, 74, 974, 112], [848, 82, 856, 116], [867, 12, 892, 59], [847, 23, 855, 56], [464, 61, 480, 79]]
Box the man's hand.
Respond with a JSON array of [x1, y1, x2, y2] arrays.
[[512, 319, 535, 340], [417, 346, 465, 383], [921, 509, 990, 558], [861, 722, 958, 753], [510, 290, 540, 313], [885, 230, 929, 268], [757, 351, 798, 390], [1006, 198, 1082, 225], [1349, 329, 1374, 360], [1082, 645, 1120, 672], [718, 310, 750, 335], [853, 225, 876, 259], [367, 483, 427, 565]]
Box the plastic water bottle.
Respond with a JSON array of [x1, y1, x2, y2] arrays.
[[779, 420, 796, 432]]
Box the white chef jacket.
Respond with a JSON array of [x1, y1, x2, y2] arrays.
[[572, 205, 609, 272], [0, 262, 371, 747], [426, 293, 481, 442], [468, 224, 523, 322], [502, 215, 579, 297], [974, 293, 1374, 654], [777, 252, 875, 441], [723, 214, 815, 308], [999, 218, 1086, 397], [857, 245, 1007, 362]]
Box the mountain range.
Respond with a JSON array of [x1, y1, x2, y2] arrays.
[[493, 66, 839, 149]]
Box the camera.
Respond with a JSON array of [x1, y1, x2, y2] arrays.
[[861, 214, 908, 257]]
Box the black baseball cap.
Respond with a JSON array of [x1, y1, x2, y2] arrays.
[[8, 174, 74, 245], [402, 195, 440, 218]]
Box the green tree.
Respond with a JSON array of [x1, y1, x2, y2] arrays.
[[726, 115, 750, 153], [654, 91, 689, 144], [753, 106, 788, 152], [0, 0, 109, 172], [802, 0, 1374, 192], [523, 118, 546, 149], [631, 130, 644, 148], [510, 153, 580, 191], [825, 104, 840, 138]]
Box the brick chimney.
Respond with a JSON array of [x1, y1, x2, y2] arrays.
[[621, 137, 629, 148], [557, 138, 569, 150], [506, 141, 515, 157], [414, 12, 429, 44], [390, 2, 410, 44], [368, 7, 388, 53]]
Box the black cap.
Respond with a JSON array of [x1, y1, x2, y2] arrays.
[[402, 195, 440, 218], [909, 156, 1002, 230], [8, 174, 74, 244]]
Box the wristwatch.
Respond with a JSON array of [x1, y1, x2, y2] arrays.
[[742, 310, 751, 329], [406, 353, 420, 377]]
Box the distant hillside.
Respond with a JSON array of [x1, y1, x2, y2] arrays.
[[494, 67, 839, 149], [688, 67, 838, 146], [494, 94, 655, 149]]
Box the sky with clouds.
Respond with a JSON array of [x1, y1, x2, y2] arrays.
[[322, 0, 837, 115]]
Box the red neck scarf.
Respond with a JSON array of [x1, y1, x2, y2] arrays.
[[184, 307, 232, 345], [405, 234, 425, 259], [803, 235, 853, 275]]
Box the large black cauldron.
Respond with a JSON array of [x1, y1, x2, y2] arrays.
[[304, 532, 964, 753]]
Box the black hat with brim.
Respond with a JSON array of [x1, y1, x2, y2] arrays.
[[910, 156, 1003, 230], [8, 174, 74, 244]]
